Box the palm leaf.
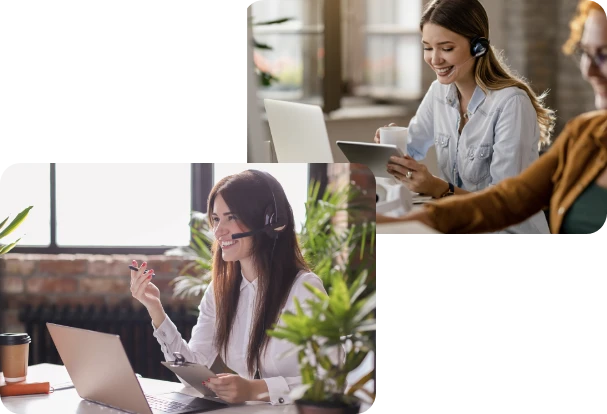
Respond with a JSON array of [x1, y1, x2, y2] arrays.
[[0, 206, 33, 240]]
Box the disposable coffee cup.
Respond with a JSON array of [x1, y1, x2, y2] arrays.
[[379, 126, 408, 154], [0, 333, 31, 383]]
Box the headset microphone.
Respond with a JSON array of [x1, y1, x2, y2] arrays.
[[446, 55, 477, 78], [231, 228, 264, 240]]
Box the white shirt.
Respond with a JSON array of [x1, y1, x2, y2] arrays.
[[152, 270, 326, 406]]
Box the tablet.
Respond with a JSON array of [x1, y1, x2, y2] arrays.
[[161, 361, 218, 398], [336, 141, 404, 179]]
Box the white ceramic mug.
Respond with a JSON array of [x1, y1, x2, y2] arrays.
[[379, 126, 408, 154]]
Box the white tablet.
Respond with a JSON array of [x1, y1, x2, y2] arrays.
[[336, 141, 404, 179]]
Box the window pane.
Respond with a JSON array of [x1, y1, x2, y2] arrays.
[[252, 0, 324, 100], [213, 164, 308, 233], [395, 0, 422, 30], [0, 164, 51, 246], [55, 164, 191, 247], [367, 0, 421, 30], [361, 0, 423, 98]]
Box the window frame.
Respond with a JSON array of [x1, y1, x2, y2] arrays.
[[253, 0, 427, 112], [11, 164, 325, 255]]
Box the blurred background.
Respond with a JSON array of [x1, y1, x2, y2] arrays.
[[248, 0, 595, 161], [0, 163, 375, 383]]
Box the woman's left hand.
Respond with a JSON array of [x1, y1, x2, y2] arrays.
[[205, 373, 254, 404], [387, 156, 445, 198]]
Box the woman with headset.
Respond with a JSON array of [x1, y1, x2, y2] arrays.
[[374, 0, 555, 233], [378, 0, 607, 234], [129, 170, 326, 404]]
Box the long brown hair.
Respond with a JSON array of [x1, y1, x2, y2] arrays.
[[421, 0, 556, 148], [207, 170, 308, 376]]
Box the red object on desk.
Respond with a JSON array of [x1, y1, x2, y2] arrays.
[[0, 381, 51, 397]]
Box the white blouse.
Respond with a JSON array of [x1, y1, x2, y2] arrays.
[[152, 270, 326, 405]]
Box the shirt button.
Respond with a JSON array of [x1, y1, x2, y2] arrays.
[[558, 207, 565, 215], [278, 398, 284, 404]]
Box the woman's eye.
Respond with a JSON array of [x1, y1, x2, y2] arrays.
[[423, 48, 432, 51], [443, 48, 453, 52], [228, 215, 238, 221], [212, 217, 219, 223]]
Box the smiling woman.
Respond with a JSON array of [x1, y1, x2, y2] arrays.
[[129, 169, 328, 405], [373, 0, 556, 234]]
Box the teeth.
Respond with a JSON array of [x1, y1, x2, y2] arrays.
[[221, 240, 237, 247], [437, 66, 453, 74]]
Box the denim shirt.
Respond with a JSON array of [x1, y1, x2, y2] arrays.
[[407, 81, 550, 234]]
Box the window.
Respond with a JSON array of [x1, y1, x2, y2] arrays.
[[251, 0, 424, 111], [0, 164, 51, 246], [356, 0, 423, 99], [213, 164, 309, 233], [251, 0, 324, 101], [54, 164, 192, 247], [1, 164, 319, 254]]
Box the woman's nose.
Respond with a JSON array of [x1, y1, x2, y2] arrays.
[[213, 221, 228, 239], [431, 51, 443, 66]]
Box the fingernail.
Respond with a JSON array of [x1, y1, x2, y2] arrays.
[[141, 262, 147, 267]]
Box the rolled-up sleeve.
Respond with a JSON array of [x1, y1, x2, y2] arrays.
[[152, 282, 218, 380]]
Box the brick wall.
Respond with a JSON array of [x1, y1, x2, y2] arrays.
[[0, 254, 200, 333], [498, 0, 597, 137]]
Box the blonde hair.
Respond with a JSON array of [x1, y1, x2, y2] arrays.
[[562, 0, 606, 55], [421, 0, 556, 147]]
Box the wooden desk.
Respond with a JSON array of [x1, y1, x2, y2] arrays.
[[1, 364, 297, 414]]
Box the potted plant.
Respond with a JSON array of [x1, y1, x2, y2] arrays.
[[267, 269, 376, 414], [0, 206, 33, 255]]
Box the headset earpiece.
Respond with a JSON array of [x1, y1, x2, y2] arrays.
[[470, 36, 489, 58]]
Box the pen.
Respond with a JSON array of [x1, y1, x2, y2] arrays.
[[128, 265, 155, 278]]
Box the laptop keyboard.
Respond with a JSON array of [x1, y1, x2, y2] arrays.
[[145, 394, 190, 413]]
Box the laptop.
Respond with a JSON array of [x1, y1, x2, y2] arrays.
[[46, 323, 228, 414], [264, 99, 334, 163]]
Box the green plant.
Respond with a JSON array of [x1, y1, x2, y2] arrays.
[[267, 269, 376, 406], [250, 17, 294, 87], [169, 211, 214, 300], [0, 206, 33, 255], [300, 180, 376, 293]]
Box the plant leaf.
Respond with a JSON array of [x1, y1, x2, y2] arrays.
[[0, 238, 21, 255], [345, 370, 375, 397], [0, 217, 8, 232], [0, 206, 32, 240]]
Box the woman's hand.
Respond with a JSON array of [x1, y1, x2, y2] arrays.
[[130, 260, 161, 310], [373, 123, 398, 143], [387, 156, 447, 198], [205, 373, 268, 404]]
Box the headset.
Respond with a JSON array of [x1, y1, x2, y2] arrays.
[[231, 169, 289, 240], [470, 36, 490, 58]]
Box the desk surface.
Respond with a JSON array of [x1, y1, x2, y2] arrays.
[[377, 220, 440, 234], [1, 364, 296, 414]]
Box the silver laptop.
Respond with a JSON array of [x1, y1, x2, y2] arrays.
[[264, 99, 335, 163], [47, 323, 228, 414]]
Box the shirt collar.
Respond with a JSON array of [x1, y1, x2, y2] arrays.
[[444, 83, 487, 116], [239, 273, 258, 291]]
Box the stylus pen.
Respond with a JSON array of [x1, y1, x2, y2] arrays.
[[128, 265, 155, 278]]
